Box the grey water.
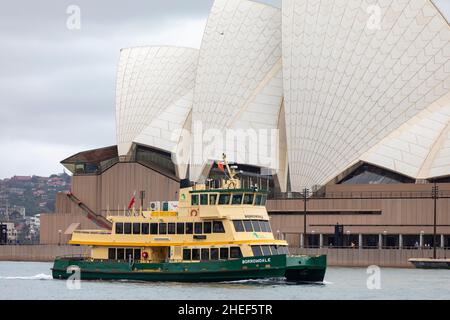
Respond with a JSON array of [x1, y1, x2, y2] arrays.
[[0, 261, 449, 300]]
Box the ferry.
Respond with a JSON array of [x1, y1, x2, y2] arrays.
[[52, 155, 326, 282]]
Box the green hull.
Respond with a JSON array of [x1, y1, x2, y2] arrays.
[[52, 254, 326, 283]]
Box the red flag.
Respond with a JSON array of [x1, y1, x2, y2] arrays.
[[217, 161, 224, 172], [127, 191, 136, 209]]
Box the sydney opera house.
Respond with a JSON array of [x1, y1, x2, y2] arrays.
[[41, 0, 450, 251]]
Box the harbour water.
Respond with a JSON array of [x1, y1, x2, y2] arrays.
[[0, 261, 449, 300]]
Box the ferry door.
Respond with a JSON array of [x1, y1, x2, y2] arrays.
[[152, 247, 169, 262]]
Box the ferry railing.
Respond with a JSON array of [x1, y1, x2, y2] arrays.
[[72, 230, 111, 235]]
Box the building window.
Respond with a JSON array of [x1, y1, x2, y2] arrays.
[[213, 221, 225, 233], [232, 220, 245, 232], [150, 223, 158, 235], [176, 223, 185, 234], [251, 245, 262, 257], [209, 194, 218, 205], [183, 249, 191, 260], [191, 195, 199, 206], [218, 194, 231, 205], [132, 223, 141, 235], [115, 223, 123, 234], [168, 223, 176, 234], [232, 194, 243, 205], [185, 222, 193, 234], [219, 247, 229, 260], [230, 247, 242, 259], [108, 248, 116, 260], [203, 222, 212, 234], [124, 223, 132, 235], [159, 223, 167, 234], [141, 223, 149, 235], [201, 248, 210, 261], [243, 193, 254, 205], [200, 194, 208, 205], [192, 248, 200, 260], [243, 220, 253, 232], [194, 222, 203, 234], [210, 248, 219, 260], [116, 248, 125, 260]]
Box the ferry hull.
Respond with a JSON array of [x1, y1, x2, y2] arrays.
[[52, 254, 326, 283]]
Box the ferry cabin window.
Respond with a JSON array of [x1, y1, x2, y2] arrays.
[[213, 220, 225, 233], [232, 194, 243, 205], [201, 248, 210, 261], [185, 222, 193, 234], [194, 222, 203, 234], [108, 248, 116, 260], [243, 193, 254, 205], [125, 248, 133, 260], [159, 223, 167, 234], [124, 223, 132, 234], [219, 247, 229, 260], [116, 248, 125, 260], [218, 193, 231, 205], [191, 194, 199, 206], [260, 195, 267, 206], [230, 247, 242, 259], [209, 194, 217, 205], [176, 223, 185, 234], [270, 245, 278, 255], [252, 220, 261, 232], [200, 194, 208, 205], [251, 245, 262, 257], [210, 248, 219, 260], [132, 223, 140, 234], [115, 223, 123, 234], [203, 221, 212, 234], [261, 245, 271, 256], [150, 223, 158, 234], [183, 249, 191, 260], [260, 220, 271, 232], [243, 220, 253, 232], [134, 249, 141, 260], [142, 223, 149, 235], [192, 249, 200, 260], [232, 220, 245, 232], [254, 194, 262, 206], [168, 223, 176, 234]]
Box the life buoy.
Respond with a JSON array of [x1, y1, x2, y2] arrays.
[[142, 251, 149, 260], [190, 209, 198, 217]]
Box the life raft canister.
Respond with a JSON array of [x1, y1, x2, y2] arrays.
[[190, 209, 198, 217], [142, 251, 149, 259]]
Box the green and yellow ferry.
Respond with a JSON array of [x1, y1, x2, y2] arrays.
[[52, 157, 326, 282]]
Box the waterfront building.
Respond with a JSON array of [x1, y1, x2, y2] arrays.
[[41, 0, 450, 251]]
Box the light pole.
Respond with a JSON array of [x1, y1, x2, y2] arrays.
[[346, 230, 351, 247], [58, 229, 62, 246], [432, 182, 439, 259], [383, 230, 387, 248], [303, 188, 309, 248]]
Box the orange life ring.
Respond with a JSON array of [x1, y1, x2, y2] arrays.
[[142, 251, 149, 260], [190, 209, 198, 217]]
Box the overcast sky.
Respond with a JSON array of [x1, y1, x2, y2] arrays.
[[0, 0, 447, 178]]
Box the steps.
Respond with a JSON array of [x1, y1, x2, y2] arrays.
[[66, 193, 112, 229]]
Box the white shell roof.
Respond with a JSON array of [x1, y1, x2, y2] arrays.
[[282, 0, 450, 190], [115, 46, 198, 156]]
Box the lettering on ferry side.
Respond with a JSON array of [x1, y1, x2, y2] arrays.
[[178, 304, 212, 318], [242, 258, 271, 264]]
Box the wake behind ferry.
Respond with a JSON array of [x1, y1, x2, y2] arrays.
[[52, 155, 326, 282]]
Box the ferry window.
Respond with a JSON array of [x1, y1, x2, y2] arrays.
[[183, 249, 191, 260], [132, 223, 141, 234], [243, 193, 254, 205], [194, 222, 203, 234], [116, 248, 125, 260], [261, 245, 271, 256], [260, 195, 267, 206], [141, 223, 149, 235], [232, 220, 244, 232], [134, 249, 141, 260], [252, 220, 261, 232], [168, 223, 176, 234], [115, 223, 123, 234], [185, 222, 193, 234], [243, 220, 253, 232], [176, 223, 185, 234], [260, 220, 271, 232], [192, 249, 200, 260], [108, 248, 116, 260], [230, 247, 242, 259], [218, 193, 231, 205], [191, 194, 199, 206], [201, 248, 210, 261], [219, 247, 229, 260], [213, 221, 225, 233], [209, 194, 217, 205], [251, 245, 262, 257], [270, 245, 278, 255], [150, 223, 158, 234], [124, 223, 132, 235], [125, 248, 133, 260], [254, 194, 262, 206], [200, 194, 208, 205], [210, 248, 219, 260], [159, 223, 167, 234], [232, 194, 243, 205], [203, 221, 212, 234]]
